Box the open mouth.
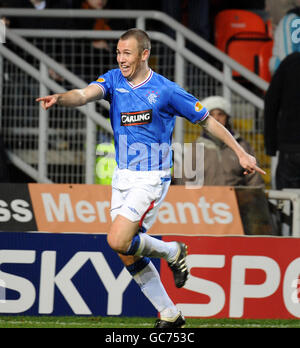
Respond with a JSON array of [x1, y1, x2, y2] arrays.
[[121, 65, 130, 74]]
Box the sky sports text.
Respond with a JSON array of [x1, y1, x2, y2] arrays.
[[1, 251, 300, 317], [96, 136, 205, 188]]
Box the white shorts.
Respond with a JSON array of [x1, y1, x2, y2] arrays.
[[110, 167, 171, 232]]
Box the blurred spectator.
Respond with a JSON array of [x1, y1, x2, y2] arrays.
[[269, 2, 300, 74], [161, 0, 210, 45], [73, 0, 112, 81], [11, 1, 75, 81], [162, 0, 210, 42], [265, 0, 300, 30], [180, 96, 265, 187], [5, 0, 74, 29], [105, 0, 162, 30], [160, 0, 211, 65], [78, 0, 111, 50], [264, 52, 300, 190]]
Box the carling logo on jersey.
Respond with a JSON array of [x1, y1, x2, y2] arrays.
[[121, 110, 153, 126]]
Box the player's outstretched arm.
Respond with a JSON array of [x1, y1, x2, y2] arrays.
[[36, 84, 104, 110], [202, 115, 266, 176]]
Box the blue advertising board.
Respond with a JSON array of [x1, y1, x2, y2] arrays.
[[0, 232, 159, 317]]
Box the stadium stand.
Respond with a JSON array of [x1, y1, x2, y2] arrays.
[[214, 9, 267, 52], [258, 40, 274, 82], [225, 32, 272, 78]]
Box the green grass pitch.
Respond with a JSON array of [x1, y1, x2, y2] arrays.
[[0, 316, 299, 328]]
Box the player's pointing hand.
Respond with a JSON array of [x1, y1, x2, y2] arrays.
[[239, 153, 266, 176], [36, 94, 58, 110]]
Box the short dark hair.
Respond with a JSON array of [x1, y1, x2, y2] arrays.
[[119, 28, 151, 54]]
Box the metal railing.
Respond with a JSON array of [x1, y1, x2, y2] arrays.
[[267, 190, 300, 237], [0, 9, 270, 185]]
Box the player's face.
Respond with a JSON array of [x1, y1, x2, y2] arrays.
[[116, 38, 146, 81]]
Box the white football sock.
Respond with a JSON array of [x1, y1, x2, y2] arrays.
[[135, 233, 178, 263], [133, 261, 179, 319]]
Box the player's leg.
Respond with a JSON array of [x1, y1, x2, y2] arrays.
[[108, 213, 179, 319], [108, 187, 181, 265], [107, 215, 140, 255], [109, 189, 187, 327], [129, 181, 189, 289], [107, 215, 178, 259], [118, 253, 181, 322], [109, 170, 189, 288], [135, 233, 189, 289], [107, 214, 182, 270]]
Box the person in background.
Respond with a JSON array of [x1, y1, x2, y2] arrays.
[[162, 0, 210, 42], [269, 1, 300, 74], [161, 0, 210, 59], [265, 0, 299, 31], [6, 0, 74, 29], [79, 0, 111, 50], [180, 96, 265, 187], [75, 0, 112, 80], [95, 139, 117, 185], [264, 52, 300, 190]]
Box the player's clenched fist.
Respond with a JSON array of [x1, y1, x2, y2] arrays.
[[36, 94, 59, 110]]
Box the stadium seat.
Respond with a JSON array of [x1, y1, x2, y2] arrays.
[[214, 9, 267, 52], [258, 40, 273, 82], [225, 32, 272, 77], [265, 19, 274, 38]]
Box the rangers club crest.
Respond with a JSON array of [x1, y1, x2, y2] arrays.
[[146, 91, 159, 105]]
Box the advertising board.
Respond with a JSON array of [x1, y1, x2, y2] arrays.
[[1, 233, 300, 319]]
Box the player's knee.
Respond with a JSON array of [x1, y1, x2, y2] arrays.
[[107, 233, 128, 254]]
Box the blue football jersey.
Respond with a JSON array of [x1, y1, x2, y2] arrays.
[[90, 69, 209, 171]]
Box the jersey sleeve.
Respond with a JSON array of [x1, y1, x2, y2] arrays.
[[89, 70, 114, 100], [168, 83, 209, 124]]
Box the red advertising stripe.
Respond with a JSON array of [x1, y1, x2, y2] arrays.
[[161, 236, 300, 319]]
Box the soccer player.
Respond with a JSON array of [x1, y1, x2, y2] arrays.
[[36, 28, 265, 328]]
